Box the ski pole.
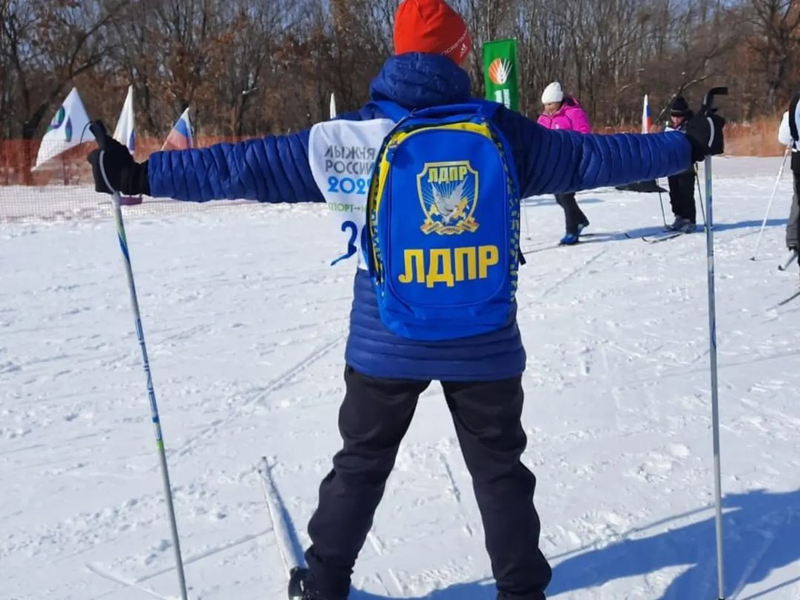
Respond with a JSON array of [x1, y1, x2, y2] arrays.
[[90, 122, 190, 600], [750, 146, 790, 260], [524, 199, 532, 239], [657, 188, 668, 228], [699, 86, 728, 600], [695, 165, 707, 226]]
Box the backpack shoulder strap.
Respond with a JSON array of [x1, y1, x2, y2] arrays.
[[369, 100, 411, 123], [370, 99, 502, 124], [412, 100, 501, 121]]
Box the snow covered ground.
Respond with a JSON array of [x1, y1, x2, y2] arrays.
[[1, 156, 799, 600]]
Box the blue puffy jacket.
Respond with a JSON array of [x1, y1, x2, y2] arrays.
[[148, 53, 692, 382]]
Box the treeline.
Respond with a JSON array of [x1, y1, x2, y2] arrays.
[[1, 0, 798, 141]]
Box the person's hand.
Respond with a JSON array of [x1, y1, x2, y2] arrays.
[[86, 121, 150, 195], [685, 112, 725, 162]]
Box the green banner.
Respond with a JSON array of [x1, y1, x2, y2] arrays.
[[483, 39, 519, 111]]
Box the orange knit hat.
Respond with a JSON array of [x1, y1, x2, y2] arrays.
[[394, 0, 472, 65]]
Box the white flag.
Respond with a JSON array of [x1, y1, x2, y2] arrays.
[[34, 88, 94, 170], [330, 93, 337, 119], [113, 85, 143, 205], [113, 85, 136, 154]]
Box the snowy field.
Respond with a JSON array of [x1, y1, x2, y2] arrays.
[[2, 156, 799, 600]]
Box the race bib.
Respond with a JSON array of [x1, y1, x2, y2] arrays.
[[309, 119, 395, 268]]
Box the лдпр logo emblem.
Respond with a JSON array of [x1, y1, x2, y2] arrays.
[[417, 161, 479, 235]]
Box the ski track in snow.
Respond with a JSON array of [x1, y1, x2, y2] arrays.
[[2, 157, 800, 599], [173, 333, 347, 463], [84, 562, 173, 600]]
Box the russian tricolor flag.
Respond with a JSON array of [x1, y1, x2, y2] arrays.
[[642, 94, 652, 134], [163, 108, 194, 151]]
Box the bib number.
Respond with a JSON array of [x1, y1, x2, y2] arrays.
[[308, 119, 395, 269], [328, 176, 368, 196]]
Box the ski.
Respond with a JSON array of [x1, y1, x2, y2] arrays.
[[642, 232, 685, 244], [257, 458, 306, 598], [777, 250, 798, 272], [521, 243, 560, 255], [775, 288, 800, 308], [522, 233, 613, 255], [625, 230, 685, 244]]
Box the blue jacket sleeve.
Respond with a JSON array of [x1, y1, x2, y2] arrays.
[[147, 107, 380, 203], [496, 108, 693, 198]]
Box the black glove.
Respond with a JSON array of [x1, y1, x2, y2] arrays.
[[87, 121, 150, 195], [685, 112, 726, 162]]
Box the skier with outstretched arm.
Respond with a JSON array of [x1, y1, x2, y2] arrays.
[[87, 1, 724, 598]]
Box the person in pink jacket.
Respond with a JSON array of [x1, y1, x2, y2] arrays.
[[538, 81, 593, 244]]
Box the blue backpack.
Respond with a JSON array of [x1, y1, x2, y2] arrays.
[[363, 101, 522, 341]]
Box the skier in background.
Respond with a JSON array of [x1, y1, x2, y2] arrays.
[[87, 1, 724, 598], [665, 96, 699, 232], [537, 82, 592, 245], [778, 93, 800, 263]]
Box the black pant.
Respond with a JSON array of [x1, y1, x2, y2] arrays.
[[555, 193, 588, 234], [305, 367, 551, 600], [668, 170, 696, 222], [787, 171, 799, 249]]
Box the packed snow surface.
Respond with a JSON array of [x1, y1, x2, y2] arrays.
[[1, 157, 799, 599]]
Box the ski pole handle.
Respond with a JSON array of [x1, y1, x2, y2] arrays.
[[89, 121, 111, 150], [88, 121, 120, 197], [702, 87, 728, 115]]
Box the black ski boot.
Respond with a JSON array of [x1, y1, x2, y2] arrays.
[[288, 568, 345, 600], [288, 568, 313, 600], [497, 592, 546, 600]]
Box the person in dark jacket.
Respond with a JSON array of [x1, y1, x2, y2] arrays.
[[778, 93, 800, 258], [87, 2, 722, 598], [665, 96, 698, 232]]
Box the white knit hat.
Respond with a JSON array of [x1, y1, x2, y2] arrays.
[[541, 81, 564, 104]]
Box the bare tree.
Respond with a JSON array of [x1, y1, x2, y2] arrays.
[[2, 0, 800, 143], [208, 0, 296, 136], [1, 0, 118, 139], [0, 0, 15, 138], [745, 0, 800, 111]]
